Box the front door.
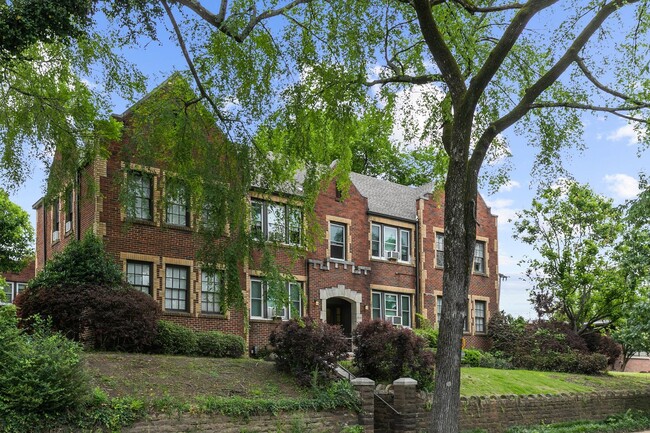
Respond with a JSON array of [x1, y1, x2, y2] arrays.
[[326, 297, 352, 337]]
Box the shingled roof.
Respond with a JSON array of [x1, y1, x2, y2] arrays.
[[350, 172, 435, 221]]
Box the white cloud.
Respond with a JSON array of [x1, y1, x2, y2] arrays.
[[389, 84, 445, 149], [485, 198, 519, 227], [498, 180, 520, 193], [603, 173, 640, 201], [607, 124, 640, 146]]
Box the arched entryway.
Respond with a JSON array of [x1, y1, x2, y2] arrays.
[[319, 284, 363, 338], [326, 297, 353, 336]]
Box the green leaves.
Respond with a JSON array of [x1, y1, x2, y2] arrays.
[[514, 182, 628, 333], [0, 188, 33, 274]]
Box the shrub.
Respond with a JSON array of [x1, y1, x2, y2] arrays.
[[87, 285, 161, 352], [16, 284, 94, 340], [462, 349, 483, 367], [16, 283, 161, 352], [0, 310, 89, 425], [196, 331, 245, 358], [413, 327, 438, 349], [152, 320, 198, 355], [582, 331, 622, 368], [28, 233, 123, 290], [488, 311, 526, 355], [14, 233, 161, 353], [516, 350, 607, 374], [353, 320, 435, 390], [269, 317, 349, 387]]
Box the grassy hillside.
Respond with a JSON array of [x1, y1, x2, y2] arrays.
[[460, 367, 650, 396], [86, 352, 650, 402], [85, 352, 310, 402]]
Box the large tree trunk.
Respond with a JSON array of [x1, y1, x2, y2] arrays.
[[431, 137, 478, 433]]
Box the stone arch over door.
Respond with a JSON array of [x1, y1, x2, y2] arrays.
[[319, 285, 363, 334]]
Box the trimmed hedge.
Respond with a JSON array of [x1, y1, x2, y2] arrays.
[[152, 320, 198, 355], [152, 321, 245, 358], [196, 331, 245, 358]]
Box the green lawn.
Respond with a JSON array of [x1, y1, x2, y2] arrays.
[[461, 367, 650, 396], [87, 353, 650, 401]]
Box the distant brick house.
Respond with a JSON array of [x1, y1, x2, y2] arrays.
[[1, 261, 34, 304], [31, 92, 500, 353]]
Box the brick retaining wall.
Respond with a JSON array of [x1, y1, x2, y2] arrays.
[[122, 381, 650, 433], [125, 409, 358, 432], [367, 378, 650, 433], [460, 390, 650, 433]]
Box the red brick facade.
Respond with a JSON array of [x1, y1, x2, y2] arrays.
[[32, 124, 500, 354]]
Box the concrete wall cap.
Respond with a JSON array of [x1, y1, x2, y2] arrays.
[[351, 377, 375, 386], [393, 378, 418, 386]]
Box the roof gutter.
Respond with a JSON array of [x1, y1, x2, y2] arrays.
[[366, 211, 417, 224]]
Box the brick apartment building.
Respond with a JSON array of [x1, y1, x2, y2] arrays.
[[29, 92, 500, 353]]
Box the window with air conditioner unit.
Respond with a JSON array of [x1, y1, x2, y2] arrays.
[[371, 223, 411, 262], [386, 251, 400, 261], [371, 291, 411, 327]]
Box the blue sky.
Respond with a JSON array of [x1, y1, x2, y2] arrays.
[[8, 10, 650, 319]]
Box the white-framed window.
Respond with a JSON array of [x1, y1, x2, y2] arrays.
[[437, 295, 468, 332], [165, 265, 189, 311], [250, 278, 302, 320], [251, 199, 301, 245], [127, 171, 153, 221], [52, 198, 60, 242], [371, 291, 411, 327], [2, 281, 13, 303], [475, 300, 487, 333], [127, 261, 152, 295], [166, 179, 190, 226], [435, 233, 444, 268], [16, 282, 27, 295], [329, 222, 346, 261], [201, 271, 223, 314], [371, 223, 410, 262], [474, 241, 486, 274]]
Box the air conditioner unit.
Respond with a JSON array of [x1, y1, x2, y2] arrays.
[[391, 316, 402, 326], [268, 306, 287, 319], [386, 251, 400, 261], [52, 230, 60, 242], [65, 221, 72, 233]]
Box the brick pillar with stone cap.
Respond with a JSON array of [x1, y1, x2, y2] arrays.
[[393, 378, 419, 433], [352, 377, 375, 432]]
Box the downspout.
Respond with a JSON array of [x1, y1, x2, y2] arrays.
[[43, 203, 48, 265], [306, 257, 311, 316], [76, 169, 81, 240], [415, 214, 421, 324]]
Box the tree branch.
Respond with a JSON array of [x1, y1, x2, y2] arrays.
[[161, 0, 229, 124], [363, 73, 444, 86], [529, 100, 650, 113], [467, 0, 558, 111], [172, 0, 313, 42], [576, 57, 647, 106], [412, 0, 467, 104], [451, 0, 526, 13], [469, 0, 641, 176]]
